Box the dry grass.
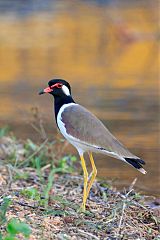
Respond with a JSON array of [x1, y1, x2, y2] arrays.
[[0, 132, 159, 240]]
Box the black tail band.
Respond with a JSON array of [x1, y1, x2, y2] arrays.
[[125, 158, 145, 170]]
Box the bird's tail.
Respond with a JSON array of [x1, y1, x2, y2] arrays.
[[124, 157, 147, 174]]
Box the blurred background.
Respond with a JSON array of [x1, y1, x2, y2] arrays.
[[0, 0, 159, 194]]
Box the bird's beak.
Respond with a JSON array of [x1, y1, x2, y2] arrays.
[[39, 87, 52, 95], [39, 83, 62, 95]]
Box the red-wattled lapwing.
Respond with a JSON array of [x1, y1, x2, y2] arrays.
[[39, 79, 146, 211]]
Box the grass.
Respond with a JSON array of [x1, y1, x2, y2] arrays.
[[0, 197, 31, 240], [0, 126, 159, 239]]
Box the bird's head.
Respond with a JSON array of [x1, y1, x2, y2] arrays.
[[39, 79, 71, 97]]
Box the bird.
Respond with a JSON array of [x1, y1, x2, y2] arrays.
[[39, 78, 146, 211]]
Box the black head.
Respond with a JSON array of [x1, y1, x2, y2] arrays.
[[39, 79, 74, 120], [39, 79, 71, 97]]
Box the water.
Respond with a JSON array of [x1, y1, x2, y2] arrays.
[[0, 0, 159, 194]]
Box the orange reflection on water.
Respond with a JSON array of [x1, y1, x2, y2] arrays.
[[0, 1, 159, 194]]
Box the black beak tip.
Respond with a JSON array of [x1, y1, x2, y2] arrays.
[[39, 89, 44, 95]]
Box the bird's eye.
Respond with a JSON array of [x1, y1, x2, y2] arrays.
[[57, 83, 63, 88]]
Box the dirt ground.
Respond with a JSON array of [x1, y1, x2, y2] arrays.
[[0, 135, 159, 239]]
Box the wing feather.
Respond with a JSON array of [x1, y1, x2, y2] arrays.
[[61, 104, 137, 159]]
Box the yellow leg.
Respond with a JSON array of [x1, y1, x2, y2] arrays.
[[86, 152, 97, 199], [80, 154, 88, 211]]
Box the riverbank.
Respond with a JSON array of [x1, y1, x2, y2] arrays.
[[0, 130, 159, 239]]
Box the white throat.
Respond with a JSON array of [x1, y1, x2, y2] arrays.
[[62, 85, 70, 96]]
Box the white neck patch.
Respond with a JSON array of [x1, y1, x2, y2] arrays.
[[62, 85, 70, 96]]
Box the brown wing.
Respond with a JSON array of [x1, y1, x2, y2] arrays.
[[61, 104, 136, 159]]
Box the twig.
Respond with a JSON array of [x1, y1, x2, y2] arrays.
[[30, 123, 42, 135], [128, 178, 137, 192], [6, 164, 13, 189], [18, 138, 48, 167], [117, 199, 126, 238], [76, 229, 100, 240], [41, 164, 51, 171], [29, 107, 47, 140], [117, 189, 134, 238], [14, 200, 45, 211], [39, 118, 47, 140]]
